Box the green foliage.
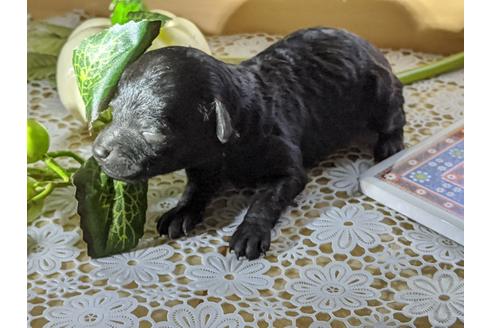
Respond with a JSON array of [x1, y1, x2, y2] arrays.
[[28, 21, 72, 39], [107, 180, 147, 252], [74, 157, 147, 258], [126, 11, 172, 26], [110, 0, 146, 25], [27, 21, 72, 82], [28, 36, 67, 57], [27, 53, 57, 82], [27, 119, 50, 163], [90, 108, 114, 136], [27, 177, 44, 224], [72, 19, 158, 258], [72, 20, 161, 128], [27, 199, 44, 224], [74, 158, 114, 257]]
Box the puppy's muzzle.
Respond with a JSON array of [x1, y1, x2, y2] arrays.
[[93, 143, 111, 160], [92, 130, 144, 180]]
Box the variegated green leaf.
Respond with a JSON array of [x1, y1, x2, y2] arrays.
[[110, 0, 146, 25], [72, 20, 161, 128], [74, 157, 114, 257], [107, 181, 147, 252], [72, 19, 156, 258], [74, 157, 148, 258]]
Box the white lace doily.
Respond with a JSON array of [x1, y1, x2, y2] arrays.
[[28, 11, 464, 328]]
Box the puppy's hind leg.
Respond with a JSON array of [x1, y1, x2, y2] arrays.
[[370, 77, 406, 162]]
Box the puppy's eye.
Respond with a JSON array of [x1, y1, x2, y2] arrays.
[[142, 131, 166, 144]]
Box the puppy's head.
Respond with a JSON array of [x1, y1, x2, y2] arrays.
[[92, 47, 235, 181]]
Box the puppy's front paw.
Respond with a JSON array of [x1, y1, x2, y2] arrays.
[[229, 222, 271, 260], [157, 206, 201, 239], [374, 136, 404, 162]]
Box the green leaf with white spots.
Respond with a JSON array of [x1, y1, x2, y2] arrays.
[[72, 20, 161, 129]]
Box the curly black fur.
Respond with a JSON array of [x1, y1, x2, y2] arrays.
[[93, 27, 405, 260]]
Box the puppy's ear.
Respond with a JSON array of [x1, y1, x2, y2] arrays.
[[214, 99, 234, 143]]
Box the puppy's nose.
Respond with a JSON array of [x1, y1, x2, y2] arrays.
[[93, 144, 111, 160]]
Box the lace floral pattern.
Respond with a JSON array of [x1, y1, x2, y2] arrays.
[[28, 10, 464, 328], [90, 245, 175, 285], [307, 204, 389, 252], [186, 253, 273, 297], [45, 275, 88, 294], [376, 249, 412, 274], [404, 225, 464, 263], [323, 158, 373, 195], [246, 299, 286, 324], [287, 262, 379, 311], [156, 302, 244, 328], [27, 223, 80, 275], [44, 291, 138, 328], [395, 271, 464, 327]]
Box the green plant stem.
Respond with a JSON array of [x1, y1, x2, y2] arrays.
[[27, 167, 60, 180], [30, 180, 72, 202], [396, 52, 464, 85], [47, 151, 85, 165], [44, 157, 70, 182], [30, 182, 54, 202], [52, 181, 72, 188], [28, 167, 79, 181], [216, 55, 248, 65]]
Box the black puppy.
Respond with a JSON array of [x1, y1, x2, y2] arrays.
[[93, 27, 405, 260]]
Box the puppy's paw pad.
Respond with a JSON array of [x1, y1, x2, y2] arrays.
[[229, 222, 271, 260], [157, 207, 201, 239]]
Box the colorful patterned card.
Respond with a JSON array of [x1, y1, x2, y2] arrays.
[[361, 121, 464, 244]]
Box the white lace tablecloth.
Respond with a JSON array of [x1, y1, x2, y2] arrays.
[[27, 11, 464, 328]]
